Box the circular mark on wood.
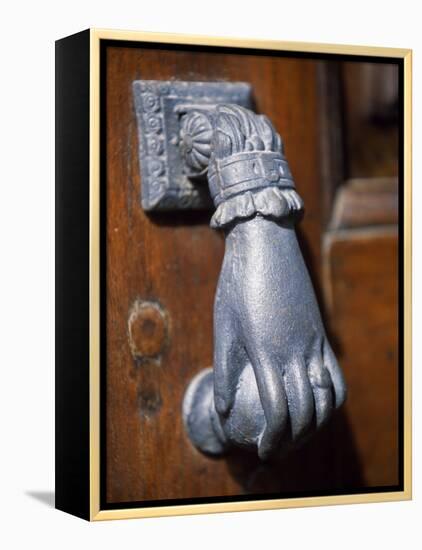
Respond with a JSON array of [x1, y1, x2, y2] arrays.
[[138, 385, 163, 419], [128, 300, 168, 359]]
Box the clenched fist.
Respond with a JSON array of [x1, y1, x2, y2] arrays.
[[183, 105, 346, 460]]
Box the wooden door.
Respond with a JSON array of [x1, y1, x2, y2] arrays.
[[104, 42, 400, 505]]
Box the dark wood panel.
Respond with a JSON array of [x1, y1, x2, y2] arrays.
[[341, 62, 399, 178], [323, 228, 399, 486], [330, 177, 398, 230]]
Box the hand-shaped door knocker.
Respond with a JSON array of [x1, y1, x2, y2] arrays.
[[133, 82, 347, 461]]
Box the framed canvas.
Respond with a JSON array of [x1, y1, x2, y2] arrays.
[[55, 28, 412, 521]]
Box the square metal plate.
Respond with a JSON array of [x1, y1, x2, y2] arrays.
[[133, 80, 252, 211]]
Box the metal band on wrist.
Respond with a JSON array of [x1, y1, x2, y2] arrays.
[[208, 151, 295, 206]]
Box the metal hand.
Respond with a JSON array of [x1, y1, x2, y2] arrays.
[[183, 105, 346, 460]]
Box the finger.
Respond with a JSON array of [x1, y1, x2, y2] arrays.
[[323, 341, 347, 408], [308, 356, 333, 427], [284, 358, 314, 441], [244, 347, 289, 461], [213, 299, 243, 417], [256, 363, 289, 461]]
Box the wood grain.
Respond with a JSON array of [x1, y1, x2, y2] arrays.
[[323, 228, 399, 487], [330, 177, 398, 230], [342, 62, 399, 178]]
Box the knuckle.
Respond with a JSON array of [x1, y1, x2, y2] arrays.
[[308, 363, 332, 389], [290, 395, 314, 438]]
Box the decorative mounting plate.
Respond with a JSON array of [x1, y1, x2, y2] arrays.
[[132, 81, 252, 211]]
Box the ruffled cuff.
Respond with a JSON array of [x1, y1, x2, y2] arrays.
[[210, 187, 304, 229]]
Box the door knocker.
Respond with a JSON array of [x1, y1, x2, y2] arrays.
[[133, 81, 347, 461]]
